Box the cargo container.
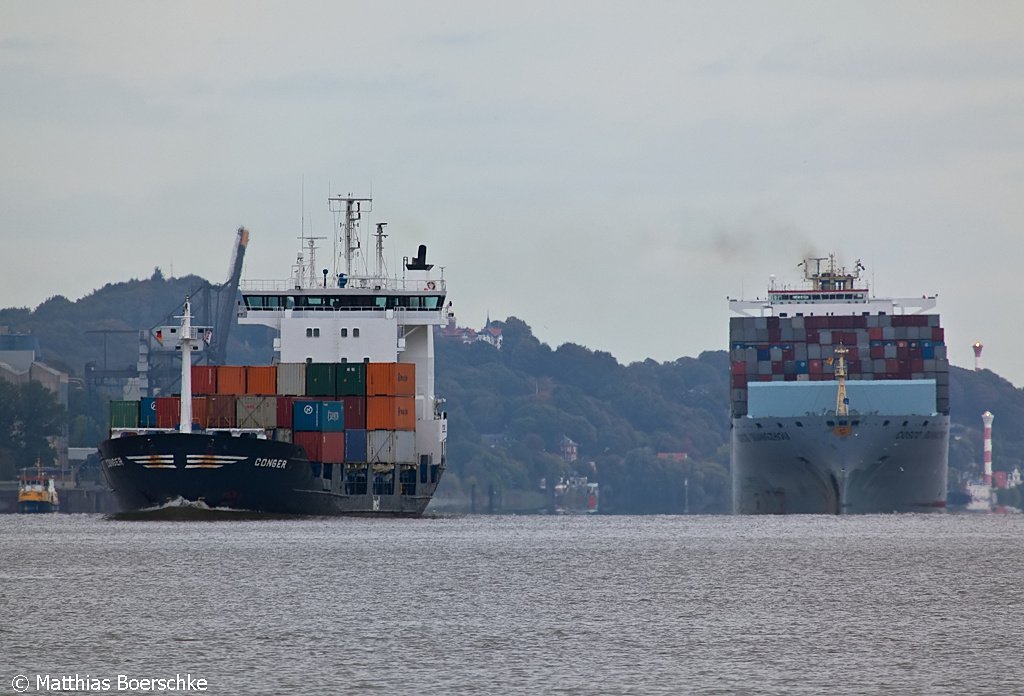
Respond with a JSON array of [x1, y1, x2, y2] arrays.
[[191, 396, 209, 428], [191, 366, 218, 395], [139, 397, 158, 427], [276, 396, 295, 428], [292, 399, 345, 432], [306, 363, 338, 397], [336, 362, 367, 397], [110, 400, 140, 429], [216, 366, 246, 395], [345, 429, 368, 462], [155, 397, 180, 428], [320, 432, 346, 464], [293, 399, 322, 432], [294, 430, 322, 461], [245, 366, 278, 396], [236, 395, 277, 429], [207, 395, 237, 428], [276, 363, 306, 396], [343, 396, 367, 429], [366, 362, 416, 396], [366, 396, 416, 431]]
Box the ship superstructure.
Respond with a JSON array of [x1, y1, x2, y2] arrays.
[[100, 195, 450, 516], [729, 255, 949, 514]]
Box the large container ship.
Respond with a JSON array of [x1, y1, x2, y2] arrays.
[[729, 255, 949, 514], [99, 195, 449, 516]]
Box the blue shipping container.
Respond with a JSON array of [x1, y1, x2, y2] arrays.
[[321, 400, 345, 432], [293, 400, 321, 431], [345, 429, 367, 462], [140, 397, 158, 427]]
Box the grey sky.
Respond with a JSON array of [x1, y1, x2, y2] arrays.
[[3, 2, 1023, 386]]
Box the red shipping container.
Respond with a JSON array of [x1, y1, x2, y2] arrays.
[[276, 396, 295, 428], [294, 431, 322, 461], [772, 362, 784, 374], [731, 374, 747, 388], [870, 346, 884, 359], [208, 395, 237, 428], [245, 366, 278, 395], [191, 396, 210, 428], [809, 360, 823, 374], [217, 366, 246, 395], [911, 359, 925, 372], [784, 374, 796, 382], [156, 397, 180, 428], [932, 327, 944, 342], [806, 330, 819, 343], [191, 366, 217, 395], [321, 432, 345, 464], [731, 361, 746, 375], [868, 327, 883, 340], [343, 396, 367, 430], [885, 359, 899, 373]]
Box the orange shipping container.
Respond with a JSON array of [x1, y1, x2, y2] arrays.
[[191, 365, 218, 395], [191, 396, 210, 428], [366, 362, 415, 396], [245, 365, 278, 395], [217, 366, 247, 395], [366, 396, 416, 431]]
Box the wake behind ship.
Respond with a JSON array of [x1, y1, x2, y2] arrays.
[[729, 255, 949, 514], [100, 195, 449, 516]]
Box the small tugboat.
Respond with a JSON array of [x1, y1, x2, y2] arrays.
[[18, 463, 60, 513]]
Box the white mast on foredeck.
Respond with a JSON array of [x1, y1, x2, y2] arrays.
[[178, 298, 195, 434]]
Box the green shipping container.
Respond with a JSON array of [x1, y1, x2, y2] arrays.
[[336, 362, 366, 396], [110, 400, 140, 428], [305, 363, 338, 397]]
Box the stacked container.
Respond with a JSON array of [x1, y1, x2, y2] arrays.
[[729, 314, 949, 417], [110, 361, 420, 484]]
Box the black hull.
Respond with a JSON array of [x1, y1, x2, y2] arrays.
[[99, 432, 442, 517]]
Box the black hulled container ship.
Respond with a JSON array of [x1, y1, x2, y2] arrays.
[[100, 195, 449, 516], [729, 255, 949, 514]]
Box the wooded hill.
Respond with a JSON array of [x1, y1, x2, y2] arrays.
[[1, 271, 1021, 512]]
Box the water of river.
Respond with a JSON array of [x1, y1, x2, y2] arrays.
[[3, 512, 1023, 695]]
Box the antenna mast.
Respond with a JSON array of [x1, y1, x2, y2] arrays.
[[328, 194, 373, 281]]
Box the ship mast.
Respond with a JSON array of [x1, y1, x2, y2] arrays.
[[328, 194, 372, 282], [178, 298, 195, 434], [834, 345, 849, 417]]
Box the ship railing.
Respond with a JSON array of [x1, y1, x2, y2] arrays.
[[241, 277, 446, 293]]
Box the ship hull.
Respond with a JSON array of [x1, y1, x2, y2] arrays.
[[99, 432, 442, 517], [17, 500, 59, 514], [732, 414, 949, 514]]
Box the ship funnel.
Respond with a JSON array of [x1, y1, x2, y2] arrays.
[[406, 244, 434, 271]]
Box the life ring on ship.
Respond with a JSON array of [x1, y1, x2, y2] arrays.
[[426, 281, 436, 290]]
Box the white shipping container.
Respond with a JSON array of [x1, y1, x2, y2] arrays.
[[277, 363, 306, 396]]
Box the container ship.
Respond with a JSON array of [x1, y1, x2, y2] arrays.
[[729, 255, 949, 514], [99, 195, 449, 516]]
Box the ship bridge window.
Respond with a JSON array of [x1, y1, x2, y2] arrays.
[[353, 328, 360, 337], [341, 328, 348, 338]]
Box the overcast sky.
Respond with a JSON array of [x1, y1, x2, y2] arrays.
[[3, 2, 1023, 388]]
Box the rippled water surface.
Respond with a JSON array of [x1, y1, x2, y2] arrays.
[[3, 513, 1024, 695]]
